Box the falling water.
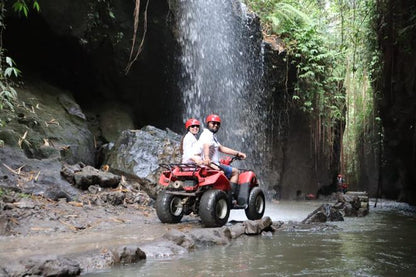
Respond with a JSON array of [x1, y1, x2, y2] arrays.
[[176, 0, 271, 181]]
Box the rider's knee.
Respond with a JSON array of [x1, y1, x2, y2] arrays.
[[232, 168, 239, 175]]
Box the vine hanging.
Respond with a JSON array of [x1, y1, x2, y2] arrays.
[[125, 0, 150, 75]]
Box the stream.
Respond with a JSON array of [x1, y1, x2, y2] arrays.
[[88, 200, 416, 276]]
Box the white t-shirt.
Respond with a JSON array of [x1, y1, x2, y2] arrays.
[[198, 128, 221, 163], [182, 132, 200, 163]]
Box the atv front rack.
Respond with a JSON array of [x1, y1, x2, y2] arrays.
[[159, 163, 201, 172]]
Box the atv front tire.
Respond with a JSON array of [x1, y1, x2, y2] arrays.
[[156, 190, 184, 223], [199, 190, 230, 227], [245, 187, 265, 220]]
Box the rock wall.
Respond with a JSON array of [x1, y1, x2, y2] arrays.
[[262, 42, 340, 199], [375, 0, 416, 204]]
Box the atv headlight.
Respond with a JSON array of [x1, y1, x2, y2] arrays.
[[172, 180, 184, 189]]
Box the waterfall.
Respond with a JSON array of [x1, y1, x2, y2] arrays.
[[175, 0, 272, 190]]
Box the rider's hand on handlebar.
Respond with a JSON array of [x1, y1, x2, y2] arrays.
[[203, 158, 211, 166], [236, 152, 246, 160]]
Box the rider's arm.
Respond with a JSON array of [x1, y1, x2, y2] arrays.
[[219, 145, 246, 159], [203, 143, 211, 165]]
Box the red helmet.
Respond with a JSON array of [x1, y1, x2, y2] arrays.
[[185, 118, 201, 129], [206, 114, 221, 124]]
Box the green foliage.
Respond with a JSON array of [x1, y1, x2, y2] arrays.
[[245, 0, 379, 184], [0, 54, 19, 111], [12, 0, 40, 17], [85, 0, 122, 47], [259, 0, 346, 123], [0, 0, 40, 119]]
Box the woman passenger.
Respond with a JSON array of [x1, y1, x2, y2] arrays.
[[181, 118, 202, 164]]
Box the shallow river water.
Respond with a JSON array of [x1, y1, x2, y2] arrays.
[[89, 200, 416, 277]]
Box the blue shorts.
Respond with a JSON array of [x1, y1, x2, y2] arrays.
[[219, 164, 233, 179]]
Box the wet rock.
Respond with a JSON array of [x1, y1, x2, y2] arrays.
[[60, 162, 83, 184], [4, 256, 81, 277], [302, 192, 369, 224], [73, 166, 121, 189], [303, 211, 328, 223], [112, 245, 146, 264], [0, 145, 80, 201], [328, 208, 344, 221], [105, 126, 181, 199], [244, 216, 274, 235], [343, 202, 354, 216], [140, 240, 189, 258], [226, 224, 245, 239], [340, 191, 370, 216], [163, 229, 195, 249], [302, 204, 344, 224], [357, 207, 369, 217], [188, 228, 230, 246], [273, 220, 285, 229], [61, 163, 121, 190]]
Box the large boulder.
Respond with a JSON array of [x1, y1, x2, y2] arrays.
[[105, 126, 181, 198], [0, 81, 95, 200], [0, 82, 95, 165]]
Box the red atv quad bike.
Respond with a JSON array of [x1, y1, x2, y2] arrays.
[[156, 156, 266, 227]]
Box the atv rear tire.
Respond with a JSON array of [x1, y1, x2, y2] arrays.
[[156, 191, 184, 223], [199, 190, 230, 227], [245, 187, 265, 220]]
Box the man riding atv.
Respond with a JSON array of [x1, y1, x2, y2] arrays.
[[155, 114, 265, 227], [199, 114, 246, 203]]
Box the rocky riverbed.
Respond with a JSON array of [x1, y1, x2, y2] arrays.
[[0, 187, 278, 276], [0, 185, 369, 276]]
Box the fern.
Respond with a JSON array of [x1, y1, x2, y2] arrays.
[[267, 2, 313, 34]]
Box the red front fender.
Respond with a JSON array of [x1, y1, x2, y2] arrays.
[[200, 171, 231, 191], [238, 171, 257, 186]]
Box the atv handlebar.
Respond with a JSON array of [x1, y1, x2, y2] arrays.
[[219, 154, 242, 166]]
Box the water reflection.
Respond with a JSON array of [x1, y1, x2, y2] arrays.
[[89, 200, 416, 277]]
